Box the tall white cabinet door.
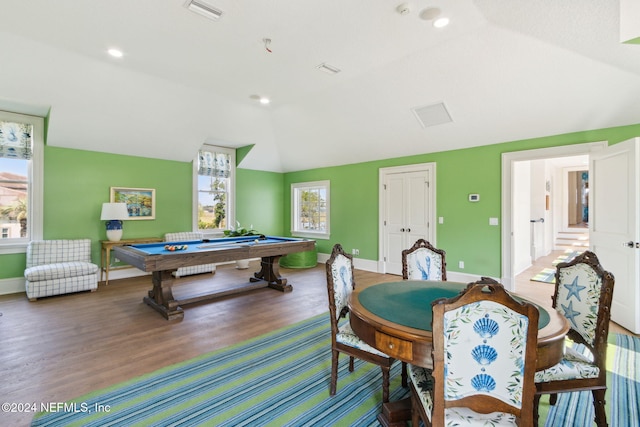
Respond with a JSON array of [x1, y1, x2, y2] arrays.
[[381, 166, 434, 275], [590, 137, 640, 333]]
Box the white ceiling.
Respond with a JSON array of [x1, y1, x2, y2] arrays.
[[1, 0, 640, 172]]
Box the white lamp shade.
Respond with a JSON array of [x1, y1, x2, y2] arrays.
[[100, 203, 129, 220]]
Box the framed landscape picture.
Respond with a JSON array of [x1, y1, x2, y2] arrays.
[[110, 187, 156, 220]]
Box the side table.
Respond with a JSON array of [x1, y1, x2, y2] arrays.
[[101, 238, 162, 285]]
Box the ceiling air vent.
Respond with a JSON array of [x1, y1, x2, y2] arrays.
[[185, 0, 223, 20], [411, 102, 453, 128]]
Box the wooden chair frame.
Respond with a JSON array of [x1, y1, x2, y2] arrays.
[[401, 239, 447, 281], [534, 251, 615, 427], [411, 277, 539, 427], [326, 243, 406, 403]]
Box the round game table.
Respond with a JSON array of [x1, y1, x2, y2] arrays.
[[348, 280, 570, 427]]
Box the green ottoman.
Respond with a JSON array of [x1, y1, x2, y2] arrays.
[[279, 248, 318, 268]]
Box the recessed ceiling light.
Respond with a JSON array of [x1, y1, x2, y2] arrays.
[[107, 48, 123, 58], [433, 17, 450, 28], [184, 0, 223, 20], [249, 94, 270, 105]]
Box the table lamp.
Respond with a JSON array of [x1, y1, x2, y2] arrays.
[[100, 202, 129, 242]]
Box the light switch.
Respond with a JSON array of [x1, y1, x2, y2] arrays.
[[489, 217, 499, 226], [438, 217, 444, 224]]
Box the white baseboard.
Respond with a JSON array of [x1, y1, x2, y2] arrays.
[[0, 277, 26, 296]]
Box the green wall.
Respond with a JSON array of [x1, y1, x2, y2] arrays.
[[0, 145, 284, 280], [283, 123, 640, 277], [1, 122, 638, 282], [43, 147, 193, 265], [235, 168, 284, 236]]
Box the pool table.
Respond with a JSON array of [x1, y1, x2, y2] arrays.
[[113, 235, 316, 320]]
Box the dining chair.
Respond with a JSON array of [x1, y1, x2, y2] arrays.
[[409, 277, 539, 427], [533, 251, 615, 427], [402, 239, 447, 281], [325, 243, 407, 403]]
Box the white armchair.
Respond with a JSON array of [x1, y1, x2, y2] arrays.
[[164, 232, 216, 278], [24, 239, 99, 301]]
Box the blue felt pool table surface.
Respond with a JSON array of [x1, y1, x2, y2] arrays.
[[130, 235, 303, 255]]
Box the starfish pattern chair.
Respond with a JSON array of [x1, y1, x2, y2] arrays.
[[533, 251, 615, 427], [325, 243, 406, 403], [402, 239, 447, 281], [409, 277, 539, 427]]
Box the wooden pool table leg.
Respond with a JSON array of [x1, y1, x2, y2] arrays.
[[143, 270, 184, 320], [250, 255, 293, 292]]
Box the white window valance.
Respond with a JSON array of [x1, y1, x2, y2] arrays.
[[0, 120, 33, 160], [198, 150, 230, 178]]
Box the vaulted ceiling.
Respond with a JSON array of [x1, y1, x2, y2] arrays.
[[1, 0, 640, 172]]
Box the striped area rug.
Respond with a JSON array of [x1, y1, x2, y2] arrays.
[[31, 314, 408, 427], [32, 315, 638, 426], [530, 250, 584, 284], [540, 334, 640, 427]]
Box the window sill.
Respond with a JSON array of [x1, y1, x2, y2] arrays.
[[291, 231, 330, 240], [0, 241, 28, 255]]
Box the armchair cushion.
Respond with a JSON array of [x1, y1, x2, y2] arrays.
[[25, 261, 98, 281]]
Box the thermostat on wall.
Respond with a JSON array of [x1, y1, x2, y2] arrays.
[[468, 194, 480, 202]]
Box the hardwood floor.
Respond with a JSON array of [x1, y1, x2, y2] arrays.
[[1, 256, 635, 426]]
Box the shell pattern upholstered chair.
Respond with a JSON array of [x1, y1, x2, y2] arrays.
[[533, 251, 615, 427], [164, 232, 216, 278], [409, 277, 539, 427], [325, 243, 407, 403], [402, 239, 447, 281]]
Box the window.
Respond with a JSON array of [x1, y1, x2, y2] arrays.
[[194, 144, 235, 235], [0, 111, 43, 253], [291, 180, 330, 239]]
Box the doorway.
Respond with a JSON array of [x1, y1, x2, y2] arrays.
[[501, 141, 607, 290]]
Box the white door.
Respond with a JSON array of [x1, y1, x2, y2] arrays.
[[590, 137, 640, 333], [379, 164, 435, 275]]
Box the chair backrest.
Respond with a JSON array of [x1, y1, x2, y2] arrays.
[[325, 244, 355, 334], [431, 278, 539, 426], [164, 231, 203, 242], [26, 239, 92, 267], [553, 251, 615, 367], [402, 239, 447, 281]]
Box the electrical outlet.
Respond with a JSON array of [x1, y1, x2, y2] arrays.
[[459, 261, 464, 269], [352, 248, 360, 256]]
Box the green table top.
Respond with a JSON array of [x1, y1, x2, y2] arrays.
[[358, 281, 550, 331]]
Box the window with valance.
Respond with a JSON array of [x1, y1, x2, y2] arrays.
[[0, 111, 43, 250], [195, 145, 235, 233]]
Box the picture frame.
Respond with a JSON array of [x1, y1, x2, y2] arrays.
[[110, 187, 156, 220]]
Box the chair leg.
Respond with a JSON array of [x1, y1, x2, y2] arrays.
[[349, 356, 355, 372], [381, 366, 390, 403], [330, 350, 339, 396], [410, 386, 421, 427], [533, 394, 541, 425], [592, 389, 608, 427], [401, 362, 408, 388], [549, 393, 558, 405]]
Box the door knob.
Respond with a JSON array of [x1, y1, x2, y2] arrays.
[[406, 228, 411, 232], [400, 228, 405, 232], [624, 241, 639, 248]]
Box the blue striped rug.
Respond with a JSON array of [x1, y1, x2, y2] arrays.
[[32, 315, 638, 426], [540, 334, 640, 427]]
